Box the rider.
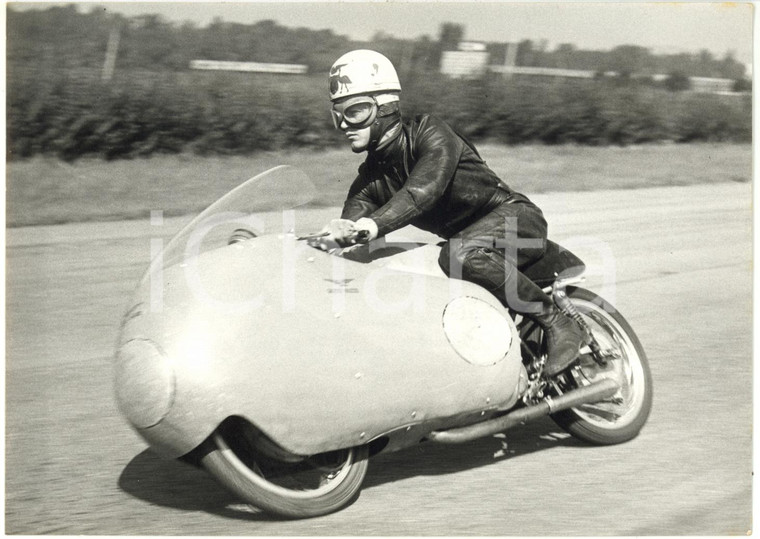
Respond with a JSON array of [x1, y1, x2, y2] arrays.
[[322, 49, 585, 376]]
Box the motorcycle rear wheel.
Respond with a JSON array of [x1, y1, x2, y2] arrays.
[[550, 287, 652, 445], [201, 418, 369, 518]]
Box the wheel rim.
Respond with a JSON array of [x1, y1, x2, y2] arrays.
[[564, 298, 648, 429], [213, 431, 357, 500]]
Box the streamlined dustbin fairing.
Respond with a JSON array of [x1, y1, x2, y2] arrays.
[[114, 166, 652, 518]]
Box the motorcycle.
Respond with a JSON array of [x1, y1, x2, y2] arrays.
[[114, 166, 652, 518]]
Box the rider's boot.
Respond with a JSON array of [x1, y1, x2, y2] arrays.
[[512, 272, 586, 376], [532, 308, 587, 376]]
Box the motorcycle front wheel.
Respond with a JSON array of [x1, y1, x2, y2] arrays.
[[201, 418, 369, 518], [550, 286, 653, 445]]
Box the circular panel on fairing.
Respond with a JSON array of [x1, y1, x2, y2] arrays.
[[442, 296, 512, 366], [115, 339, 175, 429]]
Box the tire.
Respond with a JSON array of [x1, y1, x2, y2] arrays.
[[200, 418, 369, 518], [550, 287, 653, 445]]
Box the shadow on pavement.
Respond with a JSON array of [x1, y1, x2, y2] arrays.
[[363, 416, 583, 489], [118, 416, 581, 520], [118, 450, 280, 522]]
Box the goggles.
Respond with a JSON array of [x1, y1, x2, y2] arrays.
[[331, 96, 378, 129]]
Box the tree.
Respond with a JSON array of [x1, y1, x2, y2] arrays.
[[439, 23, 464, 51], [733, 78, 752, 93], [411, 35, 439, 73], [515, 39, 534, 66], [607, 45, 652, 76], [663, 71, 691, 92], [695, 49, 717, 77], [718, 51, 746, 80], [554, 43, 576, 69]]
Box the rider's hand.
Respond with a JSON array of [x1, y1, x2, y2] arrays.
[[324, 218, 358, 248], [311, 218, 378, 252], [354, 218, 378, 243]]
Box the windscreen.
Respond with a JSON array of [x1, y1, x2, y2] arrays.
[[149, 166, 318, 273]]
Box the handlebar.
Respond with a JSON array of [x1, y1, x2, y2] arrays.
[[354, 229, 371, 243], [298, 228, 371, 245]]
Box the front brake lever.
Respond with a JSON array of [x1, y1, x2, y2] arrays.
[[296, 231, 330, 241]]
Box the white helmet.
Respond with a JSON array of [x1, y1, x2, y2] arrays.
[[328, 49, 401, 102]]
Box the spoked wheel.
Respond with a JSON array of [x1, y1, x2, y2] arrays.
[[201, 417, 369, 518], [549, 287, 652, 445]]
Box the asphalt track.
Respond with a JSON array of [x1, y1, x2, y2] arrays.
[[5, 182, 752, 535]]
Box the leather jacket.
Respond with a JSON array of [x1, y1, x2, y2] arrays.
[[341, 114, 536, 239]]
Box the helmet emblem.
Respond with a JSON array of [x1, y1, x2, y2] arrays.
[[328, 50, 401, 100], [329, 63, 352, 95]]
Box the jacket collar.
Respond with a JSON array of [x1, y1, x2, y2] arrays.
[[368, 123, 404, 165]]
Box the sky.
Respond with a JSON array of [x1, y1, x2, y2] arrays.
[[8, 1, 755, 65]]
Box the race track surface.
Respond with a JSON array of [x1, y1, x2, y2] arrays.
[[5, 182, 752, 535]]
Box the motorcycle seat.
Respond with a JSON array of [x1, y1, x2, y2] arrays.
[[521, 240, 586, 288]]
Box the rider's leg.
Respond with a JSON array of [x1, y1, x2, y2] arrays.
[[438, 203, 585, 376]]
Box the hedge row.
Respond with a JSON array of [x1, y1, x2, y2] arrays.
[[7, 66, 751, 161], [403, 74, 751, 145]]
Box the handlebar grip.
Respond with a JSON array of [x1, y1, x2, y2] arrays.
[[355, 229, 370, 243]]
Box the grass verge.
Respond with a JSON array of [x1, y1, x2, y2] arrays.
[[6, 143, 752, 227]]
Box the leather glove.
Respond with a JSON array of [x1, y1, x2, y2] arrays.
[[354, 217, 378, 243], [310, 218, 379, 252], [313, 218, 357, 250]]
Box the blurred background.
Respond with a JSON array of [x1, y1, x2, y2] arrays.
[[6, 2, 752, 161], [5, 1, 753, 227]]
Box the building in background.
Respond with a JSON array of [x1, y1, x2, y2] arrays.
[[440, 41, 489, 78], [443, 40, 747, 95]]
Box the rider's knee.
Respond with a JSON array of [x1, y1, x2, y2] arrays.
[[439, 239, 495, 278]]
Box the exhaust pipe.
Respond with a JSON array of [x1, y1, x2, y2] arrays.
[[428, 378, 620, 444]]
